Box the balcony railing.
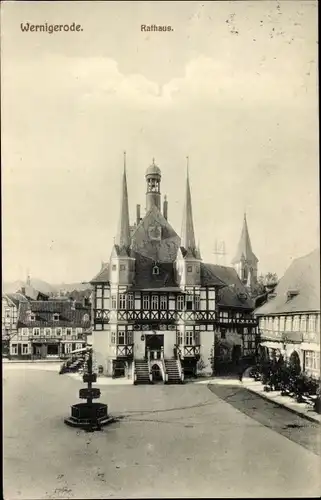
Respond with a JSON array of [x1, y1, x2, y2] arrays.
[[116, 343, 134, 358], [175, 344, 201, 358]]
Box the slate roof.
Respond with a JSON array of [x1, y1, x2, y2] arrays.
[[204, 264, 254, 310], [90, 264, 110, 284], [131, 253, 178, 290], [17, 300, 91, 328], [255, 249, 320, 315], [5, 293, 29, 308]]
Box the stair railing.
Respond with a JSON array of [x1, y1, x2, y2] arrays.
[[160, 347, 168, 383], [176, 352, 184, 383], [132, 360, 137, 385], [147, 348, 153, 383]]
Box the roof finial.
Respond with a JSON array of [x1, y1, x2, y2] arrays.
[[152, 157, 155, 165], [123, 151, 127, 173], [186, 156, 189, 178]]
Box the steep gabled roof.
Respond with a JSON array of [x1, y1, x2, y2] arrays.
[[255, 249, 320, 315], [131, 252, 178, 290], [232, 214, 258, 265], [90, 264, 109, 284], [204, 264, 254, 309], [18, 300, 91, 328], [5, 293, 29, 307]]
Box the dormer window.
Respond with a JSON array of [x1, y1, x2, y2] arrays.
[[30, 314, 36, 322], [152, 265, 160, 275], [287, 289, 299, 301], [53, 313, 59, 321]]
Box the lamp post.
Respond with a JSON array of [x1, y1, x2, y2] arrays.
[[64, 346, 115, 431]]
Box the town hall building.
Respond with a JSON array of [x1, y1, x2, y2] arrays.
[[90, 155, 258, 382]]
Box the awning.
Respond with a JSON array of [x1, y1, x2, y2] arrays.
[[260, 341, 283, 350], [300, 343, 320, 351]]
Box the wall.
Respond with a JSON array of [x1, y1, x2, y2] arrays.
[[164, 330, 176, 358], [92, 329, 111, 375], [197, 330, 214, 376], [134, 330, 145, 359]]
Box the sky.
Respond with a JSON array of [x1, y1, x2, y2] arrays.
[[1, 0, 319, 284]]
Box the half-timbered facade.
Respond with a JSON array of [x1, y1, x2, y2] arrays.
[[90, 156, 258, 381], [8, 298, 91, 360], [255, 249, 320, 379], [2, 293, 28, 357]]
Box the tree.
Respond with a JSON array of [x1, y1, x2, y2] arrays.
[[252, 272, 278, 299]]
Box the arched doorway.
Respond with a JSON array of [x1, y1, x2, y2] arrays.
[[151, 364, 162, 383]]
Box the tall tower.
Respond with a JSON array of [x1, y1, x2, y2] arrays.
[[110, 152, 135, 286], [176, 157, 201, 286], [145, 158, 161, 212], [232, 213, 258, 285]]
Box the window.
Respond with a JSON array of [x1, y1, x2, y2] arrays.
[[118, 331, 125, 345], [120, 264, 126, 271], [195, 295, 200, 311], [11, 344, 18, 355], [111, 295, 117, 309], [304, 351, 320, 371], [127, 293, 134, 310], [301, 315, 307, 332], [76, 328, 82, 334], [293, 315, 300, 332], [186, 294, 193, 311], [66, 328, 72, 336], [65, 343, 72, 354], [187, 265, 193, 272], [152, 265, 160, 275], [143, 295, 150, 310], [33, 328, 40, 336], [5, 308, 10, 318], [22, 344, 29, 354], [22, 328, 29, 336], [285, 316, 292, 332], [112, 264, 117, 271], [177, 331, 183, 345], [308, 315, 316, 332], [119, 294, 126, 310], [45, 328, 51, 336], [53, 313, 59, 321], [127, 331, 133, 344], [30, 314, 36, 322], [56, 328, 62, 337], [160, 295, 167, 310], [111, 331, 116, 344], [177, 295, 184, 311], [185, 331, 194, 345], [76, 343, 83, 350], [151, 295, 159, 309]]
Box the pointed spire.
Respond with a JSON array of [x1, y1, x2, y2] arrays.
[[181, 156, 197, 254], [232, 213, 258, 264], [115, 152, 130, 249]]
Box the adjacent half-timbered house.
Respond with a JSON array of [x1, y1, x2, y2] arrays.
[[90, 156, 258, 382], [255, 249, 320, 379]]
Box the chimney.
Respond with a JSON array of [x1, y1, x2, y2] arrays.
[[21, 286, 26, 296], [136, 204, 141, 226], [71, 299, 77, 310], [163, 195, 168, 220]]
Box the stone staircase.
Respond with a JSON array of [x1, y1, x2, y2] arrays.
[[164, 359, 183, 384], [134, 360, 151, 384]]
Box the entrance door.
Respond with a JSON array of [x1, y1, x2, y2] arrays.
[[145, 334, 164, 360]]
